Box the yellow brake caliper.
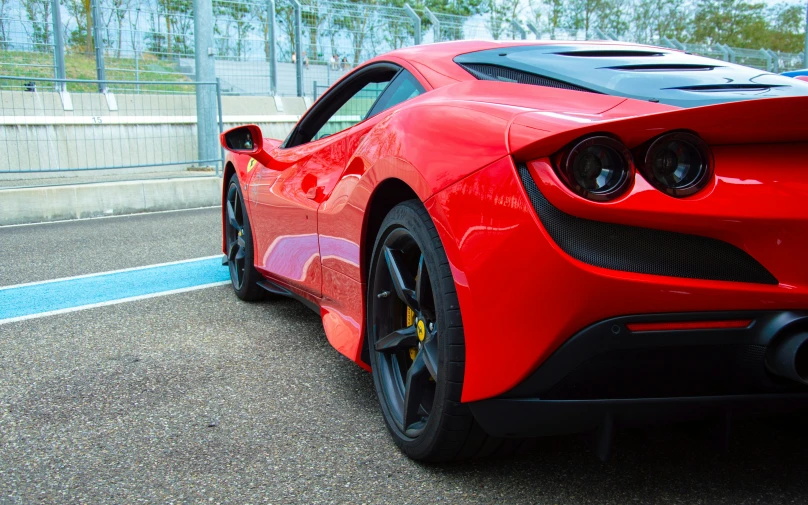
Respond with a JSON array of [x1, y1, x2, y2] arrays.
[[406, 306, 417, 361]]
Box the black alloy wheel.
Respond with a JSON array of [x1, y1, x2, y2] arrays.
[[372, 226, 439, 438], [367, 200, 527, 461], [225, 174, 264, 301]]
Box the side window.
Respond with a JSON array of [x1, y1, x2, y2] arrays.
[[313, 81, 391, 140], [366, 70, 426, 118]]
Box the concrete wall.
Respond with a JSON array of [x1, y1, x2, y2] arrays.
[[0, 90, 309, 174], [0, 176, 223, 225]]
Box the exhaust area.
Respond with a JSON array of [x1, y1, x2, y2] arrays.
[[766, 332, 808, 385]]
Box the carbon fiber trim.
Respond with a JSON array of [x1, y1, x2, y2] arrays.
[[516, 163, 778, 285], [459, 63, 595, 93]]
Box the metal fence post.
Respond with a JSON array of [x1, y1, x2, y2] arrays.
[[90, 0, 106, 92], [511, 20, 526, 40], [526, 21, 540, 39], [268, 0, 277, 95], [51, 0, 66, 89], [662, 37, 686, 51], [404, 4, 421, 45], [768, 49, 780, 72], [717, 44, 729, 62], [216, 78, 224, 177], [291, 0, 303, 97], [724, 44, 736, 63], [425, 7, 440, 43], [194, 0, 218, 166], [759, 48, 773, 71], [313, 80, 317, 99]]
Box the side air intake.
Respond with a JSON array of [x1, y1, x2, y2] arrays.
[[458, 63, 595, 93], [516, 163, 778, 285]]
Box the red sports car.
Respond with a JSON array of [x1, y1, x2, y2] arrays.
[[219, 40, 808, 461]]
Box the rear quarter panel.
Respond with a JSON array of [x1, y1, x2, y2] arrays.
[[316, 99, 515, 365]]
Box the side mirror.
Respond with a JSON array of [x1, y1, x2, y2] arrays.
[[220, 124, 275, 168]]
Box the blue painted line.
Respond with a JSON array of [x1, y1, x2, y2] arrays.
[[0, 257, 230, 321]]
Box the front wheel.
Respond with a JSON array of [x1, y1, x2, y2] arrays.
[[367, 200, 524, 461]]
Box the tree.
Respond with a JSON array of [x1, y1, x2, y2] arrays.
[[251, 1, 272, 62], [333, 1, 377, 65], [528, 0, 569, 39], [276, 1, 295, 61], [692, 0, 768, 47], [0, 0, 11, 50], [65, 0, 91, 52], [485, 0, 508, 39], [106, 0, 132, 58], [598, 0, 629, 38], [156, 0, 191, 57], [567, 0, 616, 39], [302, 0, 328, 62], [83, 0, 92, 53], [214, 0, 253, 59], [22, 0, 52, 49], [423, 0, 483, 17], [763, 2, 805, 52]]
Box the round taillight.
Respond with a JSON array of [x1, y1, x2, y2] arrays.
[[559, 136, 633, 201], [642, 132, 712, 197]]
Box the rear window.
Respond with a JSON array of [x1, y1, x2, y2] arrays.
[[454, 45, 808, 108]]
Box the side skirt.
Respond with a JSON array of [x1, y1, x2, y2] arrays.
[[257, 278, 321, 314]]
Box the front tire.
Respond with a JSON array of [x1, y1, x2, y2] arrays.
[[367, 200, 523, 461], [224, 174, 265, 301]]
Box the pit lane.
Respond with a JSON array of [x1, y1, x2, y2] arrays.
[[1, 208, 807, 504]]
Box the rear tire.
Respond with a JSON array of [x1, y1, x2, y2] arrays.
[[367, 200, 525, 461], [224, 174, 265, 302]]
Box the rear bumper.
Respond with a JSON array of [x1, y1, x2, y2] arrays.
[[469, 394, 808, 438], [468, 310, 808, 437], [426, 156, 808, 402]]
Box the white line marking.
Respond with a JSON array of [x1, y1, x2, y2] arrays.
[[0, 281, 230, 326], [0, 205, 220, 229], [0, 254, 223, 291]]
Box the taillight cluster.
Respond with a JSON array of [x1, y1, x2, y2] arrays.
[[554, 132, 713, 201]]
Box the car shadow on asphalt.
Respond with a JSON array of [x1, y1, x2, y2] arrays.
[[257, 296, 808, 502]]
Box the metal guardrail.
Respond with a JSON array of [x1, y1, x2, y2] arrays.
[[0, 76, 223, 174], [656, 38, 804, 73]]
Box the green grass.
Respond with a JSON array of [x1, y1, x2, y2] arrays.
[[0, 50, 193, 93]]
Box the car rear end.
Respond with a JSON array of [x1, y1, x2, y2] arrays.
[[424, 43, 808, 440]]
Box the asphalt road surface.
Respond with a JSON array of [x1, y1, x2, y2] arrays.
[[2, 208, 808, 504]]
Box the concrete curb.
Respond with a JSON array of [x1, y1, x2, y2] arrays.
[[0, 176, 222, 226]]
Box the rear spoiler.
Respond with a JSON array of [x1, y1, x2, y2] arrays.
[[508, 96, 808, 160]]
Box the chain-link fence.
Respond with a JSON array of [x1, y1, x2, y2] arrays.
[[97, 4, 194, 83], [2, 0, 806, 99], [0, 76, 222, 173], [2, 0, 807, 177], [0, 0, 57, 84]]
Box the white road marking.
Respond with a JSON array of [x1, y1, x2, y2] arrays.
[[0, 281, 229, 326], [0, 255, 223, 291]]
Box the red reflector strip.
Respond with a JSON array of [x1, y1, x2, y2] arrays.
[[626, 320, 753, 332]]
